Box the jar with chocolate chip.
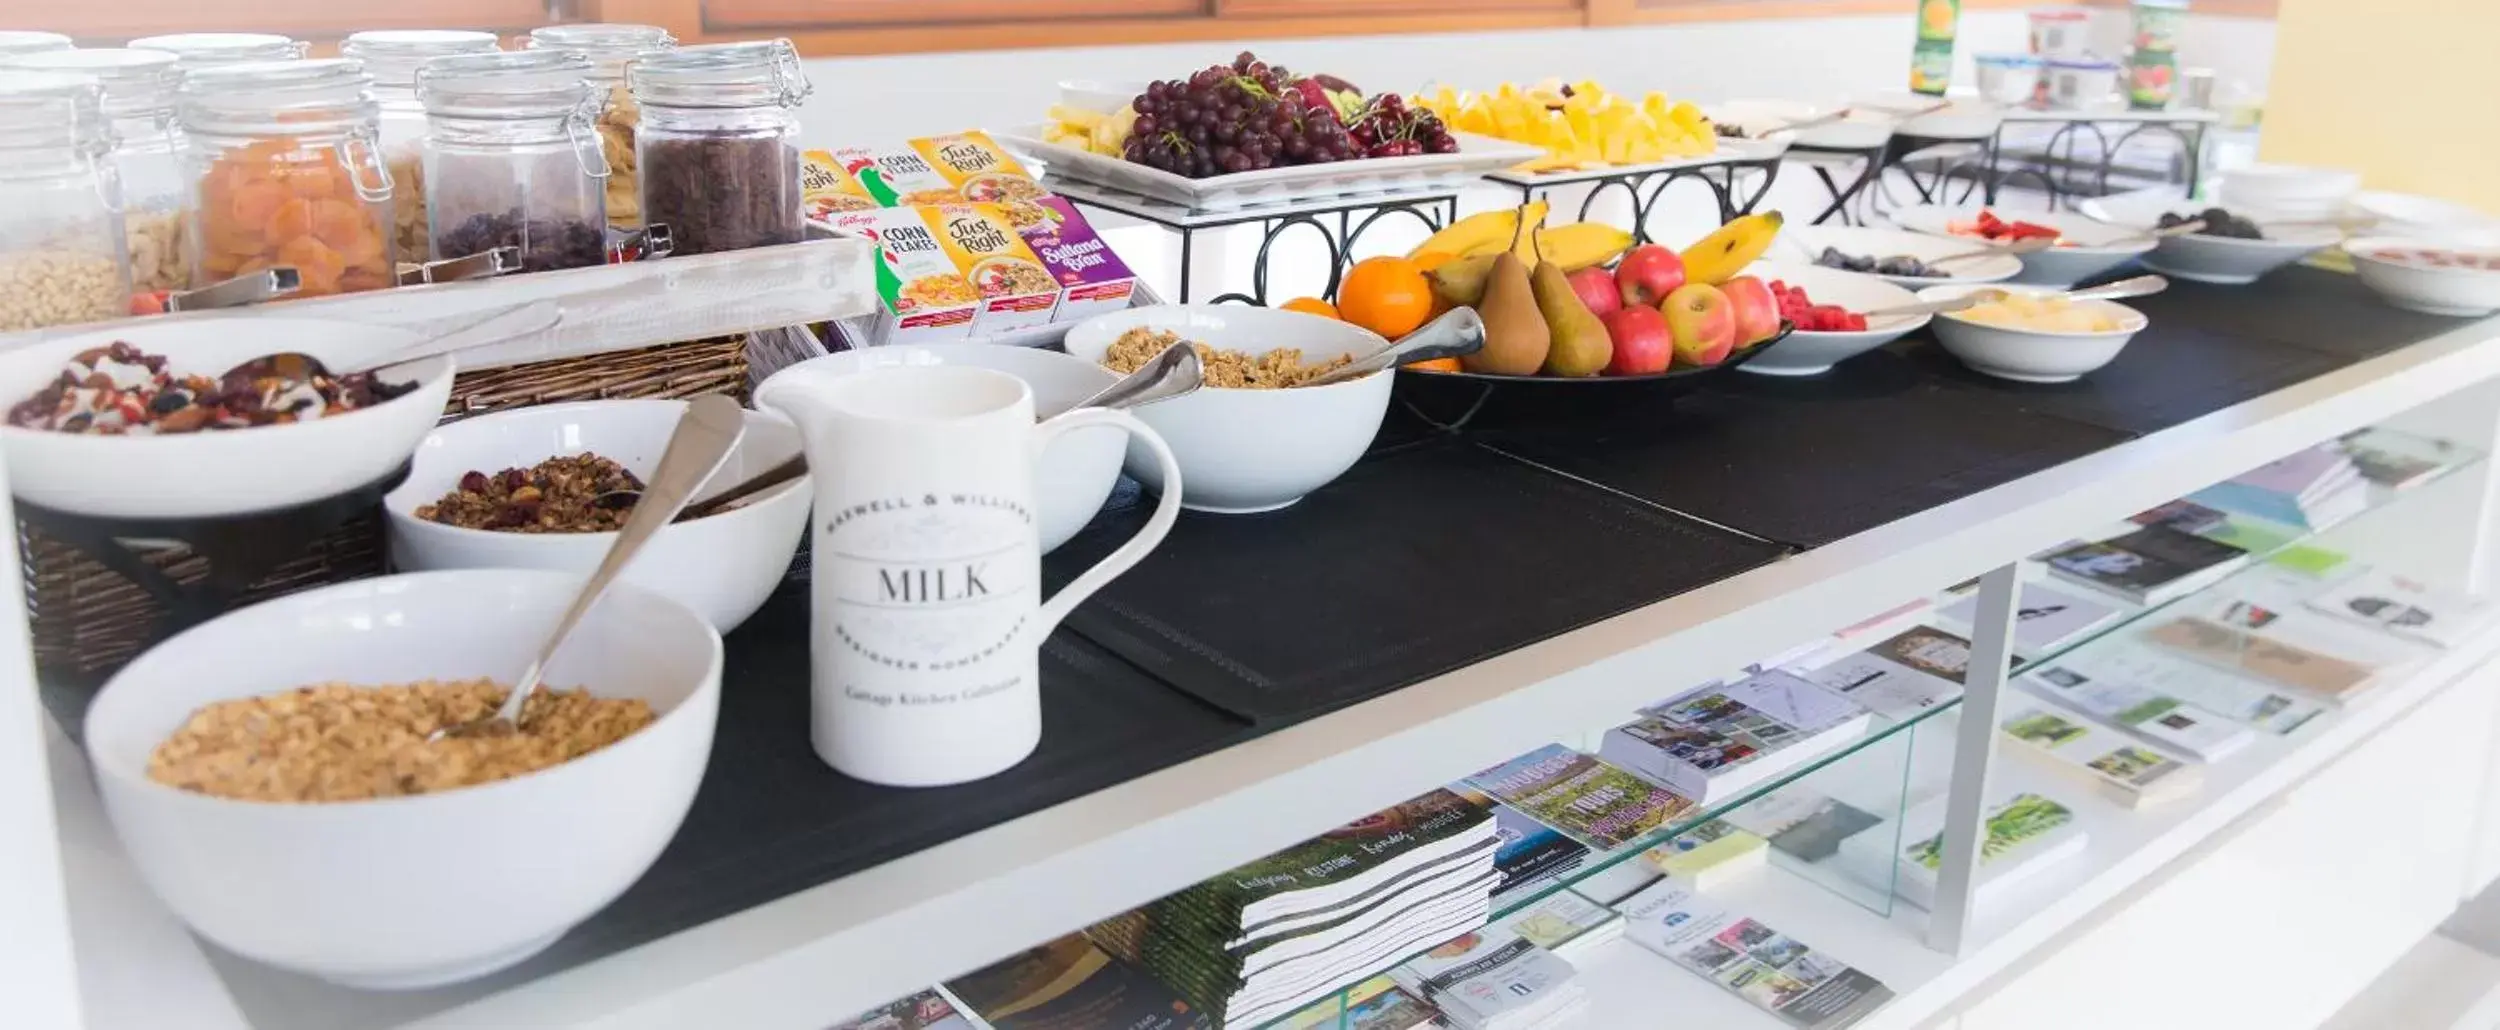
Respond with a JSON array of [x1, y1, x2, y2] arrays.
[[0, 69, 134, 332], [179, 58, 395, 297], [627, 38, 810, 256], [3, 49, 190, 294], [524, 23, 674, 231], [418, 50, 609, 273], [341, 29, 503, 271]]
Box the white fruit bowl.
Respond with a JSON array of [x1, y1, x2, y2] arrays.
[[1780, 224, 2024, 289], [1062, 305, 1392, 514], [382, 400, 809, 634], [1737, 261, 1929, 376], [84, 569, 721, 989], [1918, 284, 2148, 383], [1889, 205, 2156, 287], [2346, 237, 2500, 317], [2080, 195, 2341, 285]]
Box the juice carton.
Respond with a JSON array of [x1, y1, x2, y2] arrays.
[[801, 150, 878, 223], [835, 144, 962, 207], [1017, 195, 1137, 323], [829, 208, 976, 345], [919, 202, 1062, 335]]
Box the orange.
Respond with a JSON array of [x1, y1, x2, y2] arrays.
[[1280, 296, 1339, 320], [1404, 357, 1463, 372], [1337, 256, 1434, 339]]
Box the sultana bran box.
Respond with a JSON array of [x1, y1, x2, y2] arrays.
[[1017, 195, 1137, 323], [917, 202, 1062, 336], [829, 208, 976, 345]]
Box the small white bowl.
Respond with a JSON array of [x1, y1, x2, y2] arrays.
[[2080, 195, 2340, 285], [1061, 306, 1392, 514], [383, 400, 809, 633], [1736, 262, 1929, 376], [1059, 79, 1145, 114], [1855, 92, 2003, 140], [1918, 284, 2148, 383], [0, 318, 456, 519], [2346, 237, 2500, 317], [1889, 205, 2156, 287], [2217, 163, 2361, 213], [85, 569, 721, 989], [1711, 99, 1894, 150], [757, 344, 1123, 551], [1781, 224, 2024, 288]]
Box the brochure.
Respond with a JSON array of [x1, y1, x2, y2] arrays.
[[1802, 626, 1972, 718], [2128, 498, 2229, 535], [2035, 640, 2322, 736], [2341, 426, 2469, 492], [1723, 788, 1884, 864], [2020, 660, 2258, 761], [1841, 793, 2086, 911], [2305, 569, 2493, 649], [1999, 702, 2199, 808], [2189, 443, 2368, 530], [1617, 880, 1894, 1029], [1643, 818, 1769, 890], [1602, 671, 1874, 804], [945, 935, 1214, 1030], [2043, 525, 2250, 605], [1499, 888, 1622, 962], [829, 989, 974, 1030], [2145, 616, 2381, 701], [1390, 924, 1582, 1030], [1467, 745, 1696, 851], [1453, 787, 1591, 900], [1936, 581, 2124, 655]]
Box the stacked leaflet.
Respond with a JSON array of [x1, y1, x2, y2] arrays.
[[1453, 787, 1589, 903], [1838, 792, 2086, 912], [1801, 626, 1973, 719], [1083, 788, 1500, 1028], [2306, 569, 2495, 649], [2341, 427, 2470, 493], [1998, 702, 2200, 808], [945, 935, 1212, 1030], [1600, 671, 1873, 805], [2189, 443, 2369, 531], [1618, 880, 1893, 1029], [2042, 525, 2250, 606], [1390, 924, 1586, 1030], [1465, 745, 1695, 851], [1498, 889, 1623, 964]]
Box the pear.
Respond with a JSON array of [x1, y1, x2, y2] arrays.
[[1532, 247, 1612, 378], [1465, 210, 1551, 376]]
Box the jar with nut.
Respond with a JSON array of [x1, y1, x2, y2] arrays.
[[525, 23, 675, 231], [628, 39, 812, 256], [178, 58, 395, 297], [0, 69, 134, 332], [418, 50, 609, 273], [342, 29, 504, 272], [4, 49, 190, 294]]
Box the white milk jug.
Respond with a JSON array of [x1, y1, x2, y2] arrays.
[[756, 364, 1182, 786]]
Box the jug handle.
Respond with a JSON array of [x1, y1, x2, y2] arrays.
[[1028, 408, 1182, 637]]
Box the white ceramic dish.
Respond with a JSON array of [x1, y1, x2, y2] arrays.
[[1484, 136, 1790, 187], [1889, 205, 2156, 287], [2216, 163, 2360, 215], [0, 318, 456, 519], [1917, 283, 2148, 383], [382, 400, 809, 633], [1855, 92, 2003, 140], [757, 344, 1124, 551], [2345, 236, 2500, 317], [1780, 224, 2025, 289], [992, 125, 1543, 212], [1061, 306, 1392, 513], [2080, 194, 2341, 285], [1710, 99, 1894, 150], [1058, 79, 1145, 115], [2348, 190, 2500, 246], [1735, 261, 1929, 376], [85, 569, 721, 989]]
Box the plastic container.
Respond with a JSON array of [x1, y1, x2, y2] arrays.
[[2045, 57, 2121, 110], [2027, 9, 2093, 58], [628, 39, 811, 256], [418, 50, 609, 273], [1974, 53, 2045, 107], [178, 58, 394, 297], [526, 23, 676, 230], [127, 33, 307, 68], [0, 70, 132, 331], [341, 29, 503, 268], [0, 31, 71, 58], [3, 49, 189, 293]]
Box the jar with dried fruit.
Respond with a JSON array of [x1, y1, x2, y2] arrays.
[[628, 38, 811, 256], [178, 58, 396, 298], [418, 51, 609, 273], [0, 70, 134, 332], [3, 49, 190, 294], [342, 29, 502, 270], [526, 23, 674, 231], [127, 33, 307, 69]]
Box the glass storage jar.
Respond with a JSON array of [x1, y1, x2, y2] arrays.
[[0, 31, 72, 59], [0, 70, 132, 331], [6, 49, 189, 292], [627, 38, 810, 256], [525, 23, 674, 230], [418, 50, 607, 272], [178, 58, 394, 297], [128, 33, 307, 69], [341, 29, 502, 266]]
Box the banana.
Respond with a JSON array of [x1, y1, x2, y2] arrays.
[[1509, 203, 1551, 264], [1537, 222, 1634, 272], [1409, 199, 1550, 260], [1679, 211, 1785, 286], [1428, 252, 1499, 308]]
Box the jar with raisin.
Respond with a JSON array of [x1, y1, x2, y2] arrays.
[[0, 70, 133, 332], [418, 50, 608, 273], [178, 58, 395, 297], [628, 39, 810, 256], [524, 23, 674, 231], [4, 49, 189, 293], [341, 29, 502, 266], [127, 33, 307, 69]]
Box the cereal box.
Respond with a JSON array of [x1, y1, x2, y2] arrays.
[[800, 150, 878, 223], [909, 131, 1050, 231], [1017, 195, 1136, 323], [835, 145, 961, 208], [920, 203, 1061, 335], [828, 208, 976, 345]]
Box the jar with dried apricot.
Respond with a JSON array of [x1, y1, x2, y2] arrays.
[[0, 70, 135, 332], [177, 58, 396, 298]]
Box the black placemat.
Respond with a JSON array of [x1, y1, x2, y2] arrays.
[[1044, 440, 1786, 724], [1888, 321, 2357, 436], [1476, 350, 2132, 549], [2129, 264, 2469, 359]]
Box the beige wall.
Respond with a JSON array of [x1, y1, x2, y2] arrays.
[[2263, 0, 2494, 210]]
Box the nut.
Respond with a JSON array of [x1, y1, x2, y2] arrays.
[[124, 209, 190, 293], [0, 250, 127, 332]]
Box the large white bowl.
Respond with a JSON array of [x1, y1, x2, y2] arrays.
[[1917, 284, 2148, 383], [2080, 194, 2341, 285], [1780, 224, 2024, 289], [1889, 205, 2156, 287], [2348, 191, 2500, 247], [756, 344, 1123, 551], [1854, 92, 2004, 140], [1710, 99, 1894, 150], [2216, 163, 2361, 214], [383, 400, 809, 633], [1736, 261, 1929, 376], [0, 318, 456, 519], [84, 569, 721, 989], [2346, 237, 2500, 317], [1061, 306, 1392, 514]]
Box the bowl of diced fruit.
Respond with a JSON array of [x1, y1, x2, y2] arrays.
[[1917, 283, 2148, 383], [1891, 205, 2155, 288], [1735, 262, 1929, 376], [2346, 238, 2500, 317], [2079, 197, 2340, 285]]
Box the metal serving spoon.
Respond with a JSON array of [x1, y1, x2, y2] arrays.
[[216, 300, 563, 387], [1304, 307, 1487, 388], [1928, 236, 2058, 266], [1861, 274, 2171, 320], [431, 395, 747, 741]]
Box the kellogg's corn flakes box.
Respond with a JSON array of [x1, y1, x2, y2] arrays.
[[830, 208, 976, 345], [836, 145, 962, 208]]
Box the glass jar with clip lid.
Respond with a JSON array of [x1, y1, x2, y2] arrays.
[[341, 29, 503, 265], [628, 38, 812, 256], [4, 48, 189, 292], [179, 57, 395, 297], [0, 69, 132, 330], [128, 33, 308, 69], [525, 23, 675, 230], [419, 49, 610, 272]]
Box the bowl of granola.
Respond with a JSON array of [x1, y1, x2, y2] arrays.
[[381, 399, 809, 632], [1063, 305, 1393, 513], [82, 568, 721, 989]]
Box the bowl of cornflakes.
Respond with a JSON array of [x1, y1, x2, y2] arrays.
[[1918, 284, 2148, 383]]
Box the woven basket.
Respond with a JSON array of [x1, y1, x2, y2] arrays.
[[24, 336, 751, 684]]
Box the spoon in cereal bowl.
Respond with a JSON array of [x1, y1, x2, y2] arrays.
[[1303, 307, 1487, 387], [432, 395, 747, 741], [217, 300, 564, 396]]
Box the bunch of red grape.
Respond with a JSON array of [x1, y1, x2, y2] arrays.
[[1346, 93, 1460, 159], [1121, 52, 1377, 178]]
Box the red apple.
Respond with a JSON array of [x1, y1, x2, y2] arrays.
[[1663, 283, 1736, 367], [1615, 244, 1687, 308], [1719, 275, 1779, 345], [1567, 266, 1623, 318], [1601, 305, 1672, 375]]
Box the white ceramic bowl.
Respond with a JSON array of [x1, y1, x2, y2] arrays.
[[1736, 261, 1929, 376], [84, 569, 721, 989], [0, 318, 456, 519], [755, 344, 1123, 551], [2217, 163, 2360, 214], [1855, 92, 2003, 140], [1889, 205, 2156, 287], [383, 400, 809, 633], [1917, 284, 2149, 383], [2346, 237, 2500, 317], [2080, 195, 2341, 285], [1781, 224, 2024, 289], [2349, 191, 2500, 246], [1711, 99, 1894, 150], [1059, 79, 1146, 114], [1062, 306, 1392, 514]]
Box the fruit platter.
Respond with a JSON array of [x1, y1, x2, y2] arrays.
[[1413, 80, 1790, 186], [1000, 52, 1540, 210]]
